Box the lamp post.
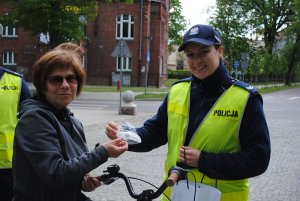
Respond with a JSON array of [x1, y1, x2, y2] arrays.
[[119, 40, 125, 114], [111, 39, 131, 115], [79, 15, 87, 36], [144, 36, 151, 94], [241, 52, 250, 81]]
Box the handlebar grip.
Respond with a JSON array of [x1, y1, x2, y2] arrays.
[[96, 175, 116, 185], [166, 171, 180, 187]]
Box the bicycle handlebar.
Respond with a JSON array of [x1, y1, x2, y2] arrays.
[[97, 164, 186, 201], [166, 167, 184, 187]]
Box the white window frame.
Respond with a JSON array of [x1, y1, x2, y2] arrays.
[[82, 54, 86, 69], [2, 25, 18, 38], [116, 14, 134, 40], [3, 51, 17, 66], [117, 57, 132, 72]]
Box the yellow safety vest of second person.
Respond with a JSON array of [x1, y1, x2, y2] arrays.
[[162, 81, 250, 201], [0, 72, 21, 168]]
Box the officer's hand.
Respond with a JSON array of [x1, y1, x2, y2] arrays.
[[179, 146, 201, 168], [105, 121, 122, 139]]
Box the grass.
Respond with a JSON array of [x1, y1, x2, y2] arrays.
[[135, 93, 167, 100], [82, 80, 300, 100], [258, 84, 300, 94], [83, 86, 170, 93], [82, 79, 178, 93]]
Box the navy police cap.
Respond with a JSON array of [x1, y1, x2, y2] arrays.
[[178, 24, 222, 52]]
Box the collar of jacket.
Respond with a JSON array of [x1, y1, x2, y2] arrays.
[[35, 95, 73, 120], [192, 60, 231, 96]]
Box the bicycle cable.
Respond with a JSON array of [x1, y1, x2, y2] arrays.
[[128, 176, 171, 201]]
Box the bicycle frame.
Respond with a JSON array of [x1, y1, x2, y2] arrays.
[[98, 164, 185, 201]]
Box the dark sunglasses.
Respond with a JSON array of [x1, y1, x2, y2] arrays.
[[47, 75, 78, 86]]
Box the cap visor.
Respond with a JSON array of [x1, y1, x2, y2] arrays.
[[178, 38, 214, 52]]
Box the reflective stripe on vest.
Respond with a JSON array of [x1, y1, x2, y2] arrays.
[[0, 72, 21, 168], [161, 82, 250, 201]]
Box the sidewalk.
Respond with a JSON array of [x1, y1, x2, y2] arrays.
[[27, 82, 300, 200], [84, 88, 300, 201]]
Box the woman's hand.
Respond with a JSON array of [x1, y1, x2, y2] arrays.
[[105, 121, 122, 140], [179, 146, 201, 168], [81, 174, 101, 192], [102, 138, 128, 158]]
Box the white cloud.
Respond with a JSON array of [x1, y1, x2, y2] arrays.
[[180, 0, 216, 30]]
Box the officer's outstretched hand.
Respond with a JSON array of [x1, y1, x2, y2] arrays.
[[102, 138, 128, 158], [105, 121, 122, 139]]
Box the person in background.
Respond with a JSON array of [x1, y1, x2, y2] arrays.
[[105, 24, 271, 201], [12, 43, 128, 201], [0, 67, 31, 201]]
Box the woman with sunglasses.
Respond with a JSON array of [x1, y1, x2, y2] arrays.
[[12, 43, 128, 201]]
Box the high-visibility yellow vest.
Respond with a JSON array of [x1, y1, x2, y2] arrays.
[[162, 81, 250, 201], [0, 72, 21, 168]]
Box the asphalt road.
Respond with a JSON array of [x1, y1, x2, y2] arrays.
[[69, 87, 300, 201]]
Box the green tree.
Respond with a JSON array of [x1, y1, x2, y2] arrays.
[[2, 0, 186, 52], [0, 0, 133, 47], [213, 0, 294, 55], [210, 0, 250, 70], [215, 0, 293, 54], [212, 0, 295, 84], [168, 0, 188, 52], [238, 0, 293, 55], [281, 0, 300, 85]]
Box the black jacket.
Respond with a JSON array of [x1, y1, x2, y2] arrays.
[[130, 62, 271, 180], [13, 96, 108, 201]]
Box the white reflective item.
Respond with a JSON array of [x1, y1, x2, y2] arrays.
[[171, 180, 221, 201], [0, 24, 3, 36], [117, 130, 141, 145]]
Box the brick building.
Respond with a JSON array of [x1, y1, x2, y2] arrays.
[[0, 0, 170, 87], [0, 6, 39, 80]]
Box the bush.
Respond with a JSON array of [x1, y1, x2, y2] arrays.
[[168, 70, 191, 79]]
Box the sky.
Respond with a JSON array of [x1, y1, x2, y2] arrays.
[[180, 0, 216, 30]]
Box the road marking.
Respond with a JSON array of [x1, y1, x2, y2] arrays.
[[69, 106, 105, 110], [70, 103, 108, 107], [288, 97, 300, 100]]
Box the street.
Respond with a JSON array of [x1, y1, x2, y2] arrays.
[[69, 87, 300, 201]]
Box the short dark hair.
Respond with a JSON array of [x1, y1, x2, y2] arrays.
[[33, 45, 86, 97]]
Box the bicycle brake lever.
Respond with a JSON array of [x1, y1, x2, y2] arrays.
[[97, 175, 117, 185], [102, 178, 117, 185]]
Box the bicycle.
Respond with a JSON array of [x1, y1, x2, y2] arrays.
[[97, 164, 186, 201]]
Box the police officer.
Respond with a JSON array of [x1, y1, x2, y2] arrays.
[[106, 24, 271, 201], [0, 67, 31, 201]]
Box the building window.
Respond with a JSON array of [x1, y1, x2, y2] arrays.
[[116, 14, 134, 39], [2, 25, 18, 38], [117, 57, 132, 71], [3, 51, 17, 65]]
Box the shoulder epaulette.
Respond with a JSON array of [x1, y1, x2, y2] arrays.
[[171, 77, 192, 86], [1, 67, 22, 78], [231, 78, 257, 93]]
